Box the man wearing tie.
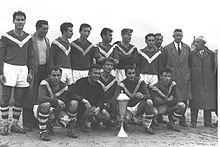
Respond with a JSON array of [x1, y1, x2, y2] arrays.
[[162, 29, 191, 127]]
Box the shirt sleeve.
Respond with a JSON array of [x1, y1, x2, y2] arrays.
[[38, 84, 58, 107], [27, 38, 35, 73], [0, 37, 6, 75]]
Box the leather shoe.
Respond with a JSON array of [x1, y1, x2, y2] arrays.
[[144, 127, 154, 135], [40, 132, 50, 141], [67, 129, 78, 138]]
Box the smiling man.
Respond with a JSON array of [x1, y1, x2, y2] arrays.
[[0, 11, 34, 136]]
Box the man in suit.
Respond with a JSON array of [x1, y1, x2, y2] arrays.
[[162, 29, 191, 127]]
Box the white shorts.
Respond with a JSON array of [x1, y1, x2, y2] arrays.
[[140, 74, 158, 87], [127, 102, 140, 116], [3, 63, 29, 87], [72, 69, 88, 83], [60, 68, 74, 85], [33, 105, 54, 119], [115, 69, 126, 82]]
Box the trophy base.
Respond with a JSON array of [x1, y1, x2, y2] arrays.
[[117, 127, 128, 137]]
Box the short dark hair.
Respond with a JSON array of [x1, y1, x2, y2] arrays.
[[173, 29, 182, 33], [88, 64, 102, 73], [155, 33, 163, 38], [125, 65, 135, 74], [100, 28, 113, 38], [49, 66, 62, 75], [13, 11, 26, 21], [36, 20, 48, 29], [121, 28, 133, 35], [79, 23, 92, 32], [60, 22, 73, 34], [159, 67, 172, 75], [102, 57, 115, 65], [145, 33, 155, 40]]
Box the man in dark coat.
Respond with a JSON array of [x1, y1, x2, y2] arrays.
[[162, 29, 191, 127], [189, 36, 216, 128]]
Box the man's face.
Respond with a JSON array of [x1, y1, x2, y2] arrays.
[[146, 36, 155, 48], [49, 70, 62, 85], [155, 35, 163, 47], [122, 32, 132, 43], [161, 72, 172, 85], [173, 31, 183, 43], [89, 68, 101, 82], [80, 27, 91, 39], [126, 69, 136, 81], [64, 27, 73, 39], [37, 24, 49, 38], [195, 39, 205, 51], [103, 31, 113, 44], [102, 61, 114, 73], [13, 15, 26, 30]]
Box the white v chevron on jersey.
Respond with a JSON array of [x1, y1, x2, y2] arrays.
[[138, 50, 161, 64], [71, 42, 94, 56], [98, 46, 114, 57], [115, 44, 136, 55], [98, 78, 117, 92], [4, 33, 31, 48], [40, 80, 68, 98], [119, 79, 143, 98], [52, 40, 71, 56]]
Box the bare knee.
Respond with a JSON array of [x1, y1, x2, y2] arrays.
[[67, 100, 78, 113], [39, 102, 51, 113], [146, 99, 153, 106], [177, 102, 185, 111], [153, 108, 158, 116], [100, 109, 111, 122]]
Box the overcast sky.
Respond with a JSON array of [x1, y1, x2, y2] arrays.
[[0, 0, 218, 50]]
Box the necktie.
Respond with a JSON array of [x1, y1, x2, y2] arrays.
[[177, 43, 181, 55]]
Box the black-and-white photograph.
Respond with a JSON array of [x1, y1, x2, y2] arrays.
[[0, 0, 218, 146]]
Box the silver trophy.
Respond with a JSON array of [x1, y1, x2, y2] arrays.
[[117, 91, 130, 137]]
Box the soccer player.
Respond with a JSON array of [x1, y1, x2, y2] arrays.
[[113, 65, 154, 134], [70, 23, 101, 83], [98, 57, 118, 127], [137, 33, 162, 87], [49, 22, 74, 85], [112, 28, 139, 81], [96, 28, 118, 65], [65, 64, 111, 132], [33, 67, 78, 141], [0, 11, 34, 135], [150, 68, 186, 132]]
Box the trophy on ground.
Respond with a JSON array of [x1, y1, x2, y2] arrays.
[[117, 91, 130, 137]]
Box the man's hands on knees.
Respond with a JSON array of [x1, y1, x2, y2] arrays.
[[135, 92, 144, 99], [82, 98, 91, 108]]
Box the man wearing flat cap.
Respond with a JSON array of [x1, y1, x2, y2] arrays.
[[189, 36, 217, 128]]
